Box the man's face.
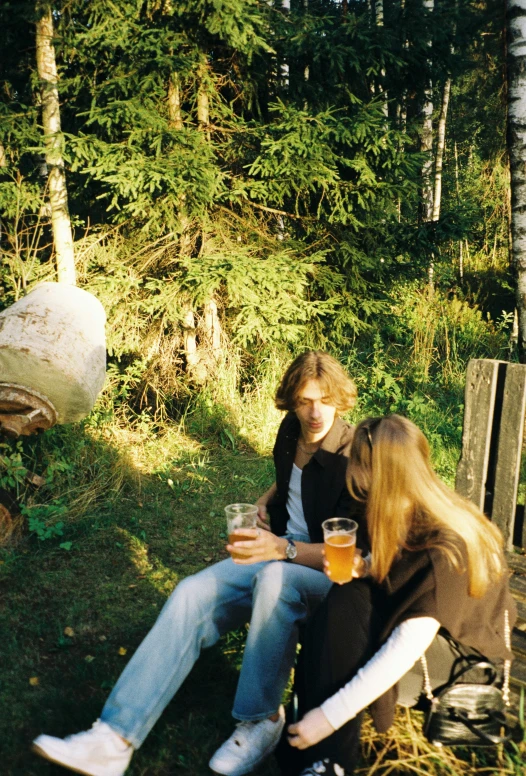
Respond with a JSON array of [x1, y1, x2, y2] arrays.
[[294, 379, 337, 442]]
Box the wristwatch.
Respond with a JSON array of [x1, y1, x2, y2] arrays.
[[285, 538, 297, 561]]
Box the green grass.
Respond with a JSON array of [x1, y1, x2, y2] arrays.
[[0, 392, 524, 775], [0, 416, 281, 776]]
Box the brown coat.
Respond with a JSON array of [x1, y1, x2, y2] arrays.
[[370, 539, 517, 732]]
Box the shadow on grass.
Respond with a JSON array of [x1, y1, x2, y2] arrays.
[[0, 399, 279, 775]]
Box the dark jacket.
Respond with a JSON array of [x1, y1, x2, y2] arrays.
[[370, 539, 517, 732], [267, 413, 357, 544]]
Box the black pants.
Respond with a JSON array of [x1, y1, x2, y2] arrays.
[[276, 580, 488, 775], [277, 579, 382, 774]]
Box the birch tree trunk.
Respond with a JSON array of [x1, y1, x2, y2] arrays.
[[432, 77, 451, 222], [375, 0, 388, 119], [421, 0, 434, 224], [420, 0, 434, 289], [454, 140, 464, 280], [508, 0, 526, 361], [303, 0, 309, 88], [398, 0, 408, 132], [35, 7, 76, 285], [280, 1, 290, 90]]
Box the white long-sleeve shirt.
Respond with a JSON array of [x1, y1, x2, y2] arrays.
[[320, 616, 440, 730]]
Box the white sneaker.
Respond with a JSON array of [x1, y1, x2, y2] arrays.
[[209, 706, 285, 776], [32, 720, 133, 776]]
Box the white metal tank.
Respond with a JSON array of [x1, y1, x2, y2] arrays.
[[0, 282, 106, 436]]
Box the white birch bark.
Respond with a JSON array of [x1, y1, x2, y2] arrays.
[[280, 1, 290, 89], [508, 0, 526, 360], [421, 0, 434, 224], [35, 8, 76, 285], [455, 139, 464, 279], [398, 0, 408, 132], [432, 77, 451, 222], [303, 0, 309, 86], [374, 0, 388, 120]]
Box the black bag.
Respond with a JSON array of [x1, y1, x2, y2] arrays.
[[422, 661, 512, 746], [421, 610, 522, 747]]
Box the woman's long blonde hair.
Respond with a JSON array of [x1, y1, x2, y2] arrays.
[[347, 415, 504, 598]]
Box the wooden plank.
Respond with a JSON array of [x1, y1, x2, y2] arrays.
[[514, 598, 526, 627], [509, 573, 526, 603], [510, 656, 526, 689], [492, 363, 526, 550], [512, 628, 526, 658], [506, 551, 526, 574], [455, 359, 501, 510]]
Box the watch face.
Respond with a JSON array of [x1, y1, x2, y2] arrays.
[[286, 541, 297, 560]]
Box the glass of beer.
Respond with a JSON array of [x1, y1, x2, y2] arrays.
[[322, 517, 358, 584], [225, 503, 258, 559]]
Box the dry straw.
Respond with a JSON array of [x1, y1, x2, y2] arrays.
[[357, 707, 524, 776]]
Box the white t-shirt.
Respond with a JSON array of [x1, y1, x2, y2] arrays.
[[286, 463, 310, 538]]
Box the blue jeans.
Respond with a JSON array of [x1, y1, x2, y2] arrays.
[[100, 546, 332, 748]]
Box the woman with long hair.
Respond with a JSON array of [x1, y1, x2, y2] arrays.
[[284, 414, 516, 776]]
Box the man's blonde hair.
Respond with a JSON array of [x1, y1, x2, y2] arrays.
[[275, 351, 357, 413]]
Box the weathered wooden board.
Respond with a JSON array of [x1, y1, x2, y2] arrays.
[[456, 359, 502, 510], [492, 364, 526, 550], [507, 552, 526, 574], [508, 559, 526, 693], [509, 570, 526, 602], [512, 628, 526, 657]]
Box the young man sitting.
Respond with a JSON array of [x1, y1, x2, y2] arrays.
[[33, 350, 359, 776]]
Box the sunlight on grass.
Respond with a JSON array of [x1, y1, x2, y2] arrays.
[[118, 527, 180, 595]]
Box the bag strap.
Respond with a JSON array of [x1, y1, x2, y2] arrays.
[[452, 709, 512, 745], [420, 609, 511, 706]]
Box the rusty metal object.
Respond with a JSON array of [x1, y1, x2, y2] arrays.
[[0, 383, 57, 438], [0, 502, 13, 544], [0, 487, 22, 545]]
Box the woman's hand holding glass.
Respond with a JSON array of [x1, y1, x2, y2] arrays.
[[323, 547, 369, 584]]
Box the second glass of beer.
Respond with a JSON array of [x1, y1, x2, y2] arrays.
[[322, 517, 358, 584], [225, 503, 258, 559]]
